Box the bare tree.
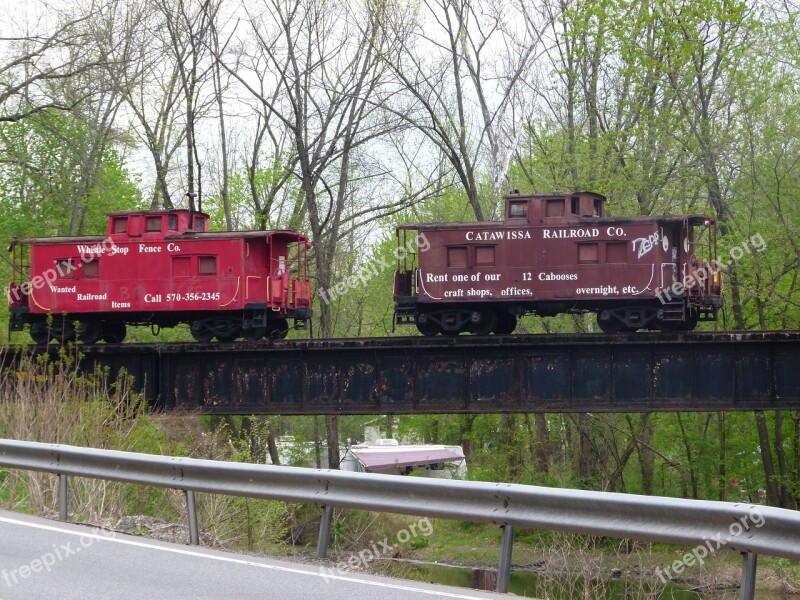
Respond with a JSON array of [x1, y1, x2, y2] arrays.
[[0, 7, 103, 123], [217, 0, 416, 467], [381, 0, 545, 220], [66, 88, 125, 235], [96, 0, 185, 208], [152, 0, 218, 208], [0, 2, 133, 235], [231, 50, 301, 231], [207, 1, 234, 229]]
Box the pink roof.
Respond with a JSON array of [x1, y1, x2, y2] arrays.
[[350, 448, 464, 471]]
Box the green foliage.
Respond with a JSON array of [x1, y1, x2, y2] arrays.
[[202, 160, 304, 232], [0, 108, 141, 340], [0, 109, 140, 238]]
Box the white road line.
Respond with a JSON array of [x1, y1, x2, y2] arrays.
[[0, 516, 496, 599]]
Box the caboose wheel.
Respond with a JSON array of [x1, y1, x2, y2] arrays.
[[469, 310, 496, 335], [267, 318, 289, 339], [78, 320, 102, 344], [655, 319, 681, 333], [50, 318, 78, 344], [492, 312, 517, 335], [102, 322, 127, 344], [596, 312, 623, 333], [415, 313, 440, 336], [681, 309, 700, 331], [597, 320, 622, 333], [29, 322, 50, 344], [216, 332, 241, 342], [416, 321, 440, 336], [242, 326, 267, 341], [190, 321, 214, 343]]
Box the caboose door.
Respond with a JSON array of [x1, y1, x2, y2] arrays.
[[658, 222, 682, 292]]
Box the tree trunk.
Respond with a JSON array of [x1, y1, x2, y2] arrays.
[[210, 17, 231, 230], [755, 411, 779, 505], [458, 414, 476, 462], [577, 415, 591, 487], [266, 418, 280, 465], [325, 415, 340, 469], [676, 414, 699, 499], [793, 412, 800, 508], [638, 414, 655, 495], [313, 416, 322, 469], [534, 414, 550, 475], [499, 414, 521, 479], [775, 411, 789, 507]]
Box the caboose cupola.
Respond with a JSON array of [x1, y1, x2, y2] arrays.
[[107, 209, 209, 239], [504, 191, 605, 225]]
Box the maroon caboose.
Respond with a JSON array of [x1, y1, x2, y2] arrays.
[[8, 209, 312, 343], [394, 191, 722, 335]]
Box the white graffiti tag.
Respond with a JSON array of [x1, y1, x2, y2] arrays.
[[632, 231, 660, 259]]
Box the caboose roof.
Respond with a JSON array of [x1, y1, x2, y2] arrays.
[[170, 230, 308, 242], [397, 214, 710, 231], [504, 190, 607, 200], [11, 235, 107, 245], [11, 230, 307, 245], [105, 209, 210, 217]]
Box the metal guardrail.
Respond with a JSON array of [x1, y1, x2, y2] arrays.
[[1, 439, 799, 597]]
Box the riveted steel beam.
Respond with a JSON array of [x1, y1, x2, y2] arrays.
[[14, 330, 800, 415]]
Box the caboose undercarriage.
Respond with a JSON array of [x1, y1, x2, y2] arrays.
[[397, 297, 721, 336], [12, 306, 312, 344]]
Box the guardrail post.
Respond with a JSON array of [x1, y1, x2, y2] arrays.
[[58, 473, 68, 520], [497, 524, 514, 593], [739, 552, 757, 600], [316, 505, 333, 558], [185, 490, 199, 546]]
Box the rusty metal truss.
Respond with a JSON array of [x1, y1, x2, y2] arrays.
[[13, 330, 796, 415]]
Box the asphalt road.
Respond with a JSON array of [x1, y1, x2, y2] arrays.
[[0, 511, 502, 600]]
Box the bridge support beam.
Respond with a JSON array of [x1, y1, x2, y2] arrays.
[[21, 331, 800, 415]]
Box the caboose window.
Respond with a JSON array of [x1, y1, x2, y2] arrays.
[[475, 246, 495, 267], [83, 259, 99, 277], [172, 256, 191, 276], [447, 246, 467, 268], [198, 256, 217, 274], [545, 199, 564, 217], [113, 217, 127, 234], [145, 216, 162, 232], [57, 259, 75, 278], [606, 242, 627, 263], [508, 201, 527, 218], [578, 243, 599, 264]]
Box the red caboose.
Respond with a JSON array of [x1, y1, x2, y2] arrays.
[[8, 209, 312, 343], [394, 191, 722, 335]]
